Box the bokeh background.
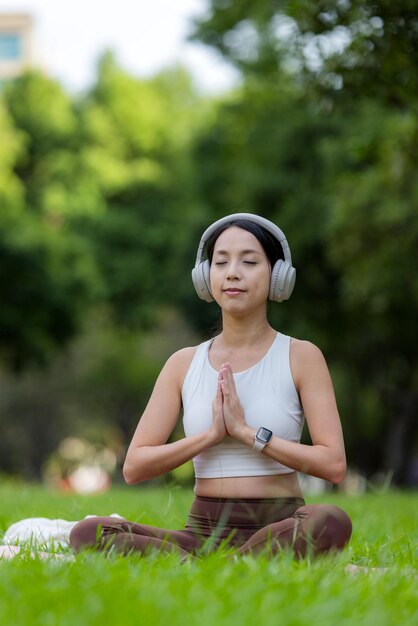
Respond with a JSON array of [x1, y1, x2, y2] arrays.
[[1, 0, 417, 492]]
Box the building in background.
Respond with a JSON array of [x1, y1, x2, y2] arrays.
[[0, 13, 34, 85]]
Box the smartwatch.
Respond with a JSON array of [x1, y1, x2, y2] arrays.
[[252, 427, 273, 452]]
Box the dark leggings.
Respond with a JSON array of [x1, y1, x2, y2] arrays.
[[70, 496, 352, 559]]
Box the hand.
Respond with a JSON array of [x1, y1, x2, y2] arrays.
[[210, 379, 227, 444], [219, 363, 247, 440]]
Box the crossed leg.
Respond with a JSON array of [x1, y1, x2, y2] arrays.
[[69, 504, 352, 559], [69, 516, 203, 558], [238, 504, 352, 558]]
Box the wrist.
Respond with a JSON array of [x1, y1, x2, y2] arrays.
[[230, 424, 256, 446], [252, 426, 274, 452], [207, 425, 225, 446]]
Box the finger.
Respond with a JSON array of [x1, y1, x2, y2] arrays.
[[217, 366, 228, 397], [220, 363, 237, 396], [213, 380, 222, 409], [222, 363, 236, 385]]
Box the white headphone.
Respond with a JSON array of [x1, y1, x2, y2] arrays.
[[191, 213, 296, 303]]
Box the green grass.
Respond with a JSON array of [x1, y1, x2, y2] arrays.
[[0, 481, 417, 626]]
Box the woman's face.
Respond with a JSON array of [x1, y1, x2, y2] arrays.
[[209, 226, 271, 314]]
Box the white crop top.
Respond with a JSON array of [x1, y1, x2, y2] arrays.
[[182, 332, 304, 478]]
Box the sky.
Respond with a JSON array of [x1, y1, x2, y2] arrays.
[[0, 0, 239, 93]]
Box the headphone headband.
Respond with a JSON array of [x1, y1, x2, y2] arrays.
[[192, 212, 296, 303], [194, 212, 292, 267]]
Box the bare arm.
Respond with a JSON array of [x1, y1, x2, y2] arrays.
[[221, 340, 347, 484], [123, 348, 226, 484]]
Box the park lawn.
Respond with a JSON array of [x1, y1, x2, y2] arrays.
[[0, 481, 417, 626]]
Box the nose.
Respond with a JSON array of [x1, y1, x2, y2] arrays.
[[226, 261, 240, 280]]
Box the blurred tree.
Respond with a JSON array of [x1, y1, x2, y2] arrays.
[[0, 100, 24, 213], [0, 310, 194, 480], [0, 77, 100, 369], [193, 0, 418, 109], [0, 57, 207, 477], [190, 0, 418, 483], [1, 6, 417, 485], [72, 53, 207, 328], [0, 58, 206, 368], [287, 0, 418, 110], [181, 75, 343, 346], [320, 102, 418, 483]]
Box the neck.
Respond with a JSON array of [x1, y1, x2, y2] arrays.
[[218, 314, 274, 348]]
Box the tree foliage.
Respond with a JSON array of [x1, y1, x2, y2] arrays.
[[193, 0, 418, 108], [0, 56, 204, 368], [0, 78, 99, 369], [190, 0, 418, 483], [1, 6, 417, 484]]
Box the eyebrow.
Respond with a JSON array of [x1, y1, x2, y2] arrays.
[[214, 249, 262, 256]]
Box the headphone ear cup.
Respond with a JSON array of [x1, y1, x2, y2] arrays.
[[270, 260, 296, 302], [192, 260, 213, 302]]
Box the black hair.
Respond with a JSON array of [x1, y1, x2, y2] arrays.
[[205, 219, 285, 268]]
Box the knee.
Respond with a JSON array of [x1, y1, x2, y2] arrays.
[[297, 504, 353, 552], [69, 517, 103, 552], [317, 504, 352, 550], [321, 505, 352, 548]]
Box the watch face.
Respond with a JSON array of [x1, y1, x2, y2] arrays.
[[257, 427, 273, 444]]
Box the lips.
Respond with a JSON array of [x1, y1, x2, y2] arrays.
[[224, 288, 244, 294]]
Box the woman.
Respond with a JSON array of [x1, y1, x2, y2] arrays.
[[70, 213, 352, 558]]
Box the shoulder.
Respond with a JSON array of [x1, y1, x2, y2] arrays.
[[166, 345, 199, 369], [161, 345, 201, 386], [289, 338, 329, 389], [165, 346, 199, 368], [290, 338, 325, 362]]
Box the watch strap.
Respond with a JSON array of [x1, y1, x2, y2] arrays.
[[252, 438, 267, 452]]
